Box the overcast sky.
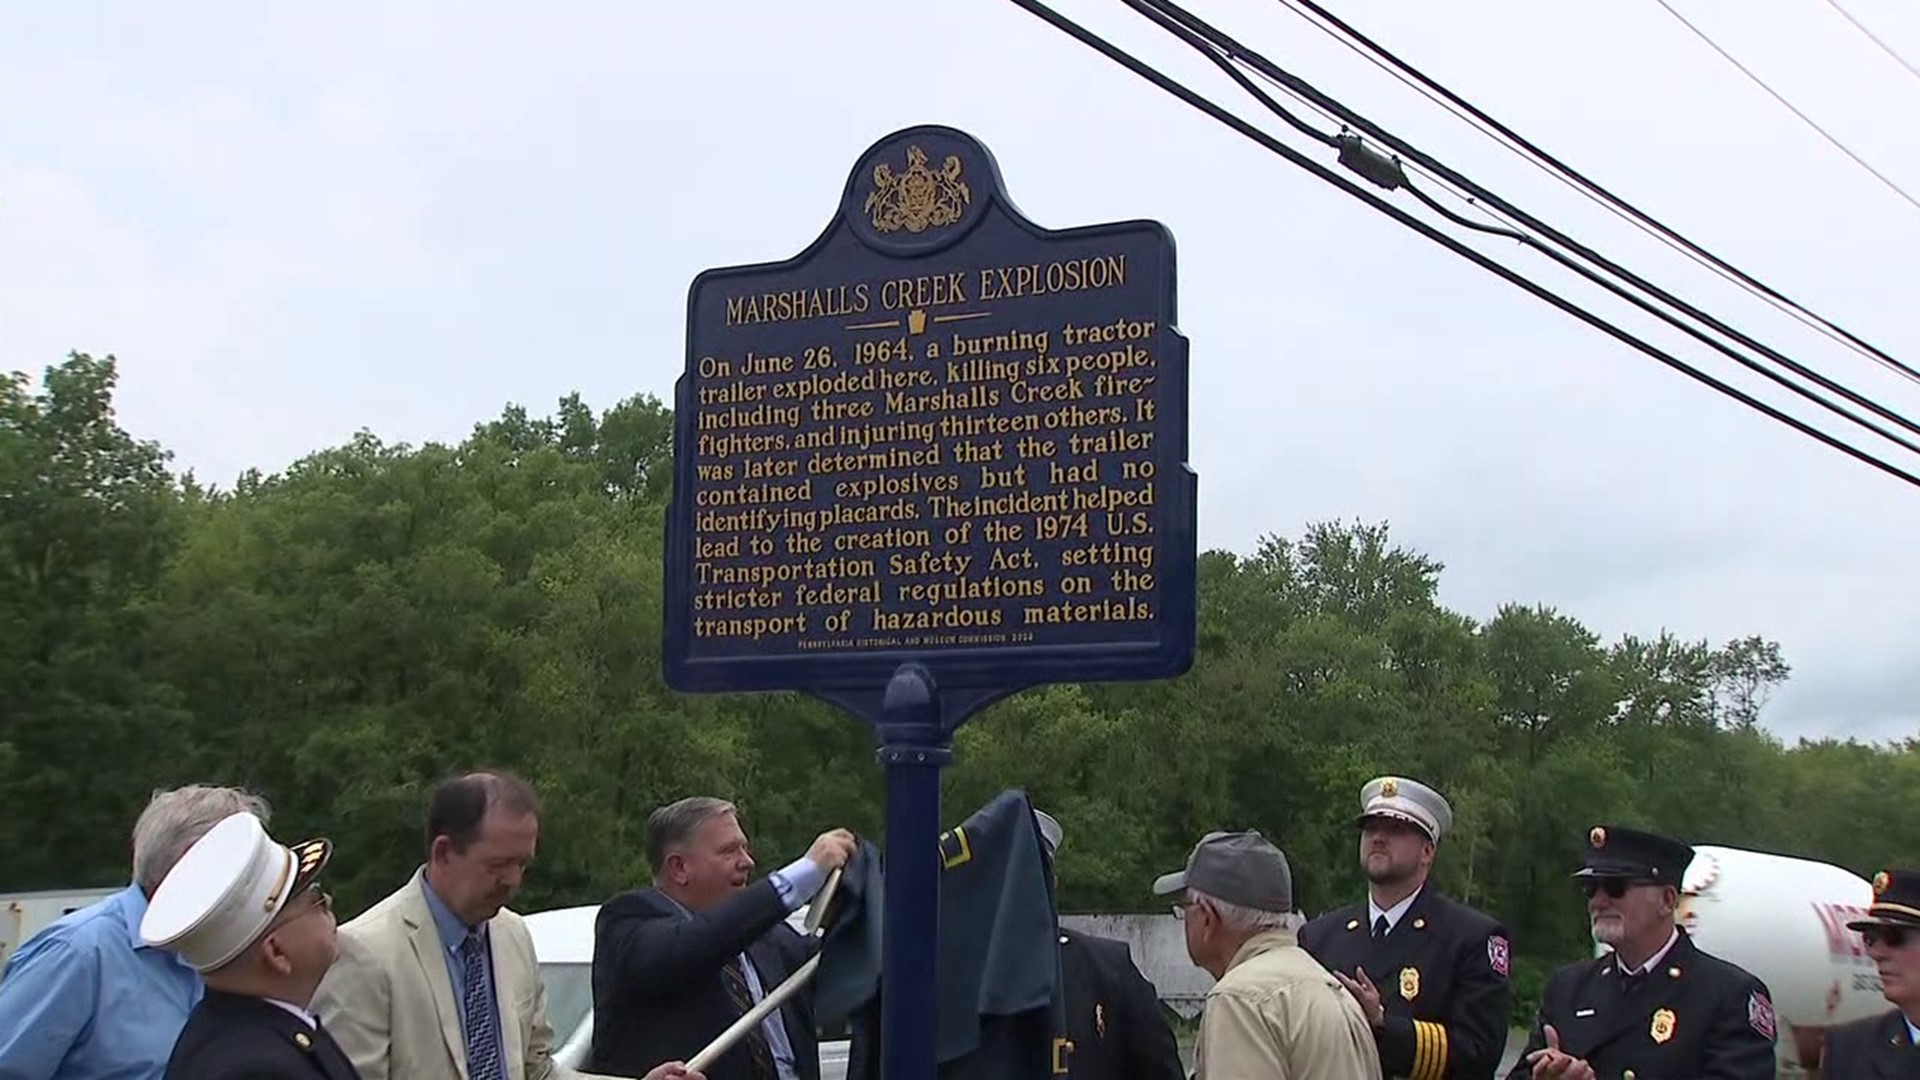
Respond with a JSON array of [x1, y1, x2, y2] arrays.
[[6, 1, 1918, 744]]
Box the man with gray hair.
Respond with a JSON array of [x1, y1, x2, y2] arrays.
[[587, 796, 856, 1080], [1152, 830, 1380, 1080], [0, 783, 271, 1080]]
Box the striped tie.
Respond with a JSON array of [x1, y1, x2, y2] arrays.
[[459, 932, 504, 1080], [721, 956, 777, 1080]]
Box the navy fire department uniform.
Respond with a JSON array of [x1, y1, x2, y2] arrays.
[[1822, 1010, 1920, 1080], [1301, 776, 1513, 1080], [1055, 928, 1184, 1080], [1301, 888, 1513, 1080], [1819, 867, 1920, 1080], [1505, 825, 1777, 1080]]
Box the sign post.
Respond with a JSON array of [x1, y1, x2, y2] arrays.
[[665, 124, 1196, 1080]]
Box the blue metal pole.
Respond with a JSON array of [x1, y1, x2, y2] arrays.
[[876, 663, 949, 1080]]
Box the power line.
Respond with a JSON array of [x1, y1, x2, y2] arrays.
[[996, 0, 1920, 492], [1652, 0, 1920, 216], [1121, 0, 1920, 451], [1271, 0, 1920, 389], [1129, 0, 1529, 238], [1237, 62, 1524, 238], [1823, 0, 1920, 86]]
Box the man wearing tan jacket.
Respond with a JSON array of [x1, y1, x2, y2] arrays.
[[312, 772, 698, 1080], [1152, 830, 1380, 1080]]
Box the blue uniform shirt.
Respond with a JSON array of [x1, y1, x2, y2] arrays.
[[0, 884, 204, 1080]]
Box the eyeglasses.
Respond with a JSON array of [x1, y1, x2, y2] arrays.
[[1580, 879, 1658, 899], [273, 882, 333, 927], [1861, 925, 1912, 949]]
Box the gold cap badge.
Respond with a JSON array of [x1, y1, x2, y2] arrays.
[[1590, 826, 1607, 848], [1381, 779, 1399, 798], [1875, 871, 1891, 896]]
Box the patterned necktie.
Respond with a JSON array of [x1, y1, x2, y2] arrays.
[[459, 932, 505, 1080], [720, 956, 777, 1080]]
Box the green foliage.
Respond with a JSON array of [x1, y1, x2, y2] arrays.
[[4, 351, 1917, 1018]]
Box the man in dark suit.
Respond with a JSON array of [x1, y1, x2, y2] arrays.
[[1820, 866, 1920, 1079], [1507, 824, 1777, 1080], [1299, 776, 1513, 1080], [1035, 810, 1185, 1080], [588, 796, 856, 1080], [136, 809, 360, 1080]]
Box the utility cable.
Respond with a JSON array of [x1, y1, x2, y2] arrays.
[[1273, 0, 1920, 387], [1140, 0, 1547, 239], [1122, 0, 1336, 147], [999, 0, 1920, 491], [1120, 0, 1920, 448], [1653, 0, 1920, 215], [1238, 61, 1524, 237], [1823, 0, 1920, 85]]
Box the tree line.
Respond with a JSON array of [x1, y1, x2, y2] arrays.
[[4, 352, 1915, 1021]]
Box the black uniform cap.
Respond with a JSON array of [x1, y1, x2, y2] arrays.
[[1573, 824, 1693, 885], [1850, 868, 1920, 931]]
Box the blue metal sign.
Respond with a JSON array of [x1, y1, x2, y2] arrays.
[[666, 124, 1195, 707], [664, 124, 1195, 1080]]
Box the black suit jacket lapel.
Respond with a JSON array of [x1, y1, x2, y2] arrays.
[[1873, 1010, 1917, 1079]]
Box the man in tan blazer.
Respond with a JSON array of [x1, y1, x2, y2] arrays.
[[312, 771, 698, 1080]]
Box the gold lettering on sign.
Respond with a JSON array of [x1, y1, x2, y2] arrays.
[[865, 146, 971, 234], [687, 243, 1171, 654]]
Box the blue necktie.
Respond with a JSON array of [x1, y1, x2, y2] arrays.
[[460, 932, 504, 1080]]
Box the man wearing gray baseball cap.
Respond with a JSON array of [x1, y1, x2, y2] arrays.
[[1153, 831, 1380, 1080]]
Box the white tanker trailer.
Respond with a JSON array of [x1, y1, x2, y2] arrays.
[[1593, 844, 1888, 1075]]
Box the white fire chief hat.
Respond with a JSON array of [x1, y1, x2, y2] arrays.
[[1356, 776, 1453, 843], [140, 810, 333, 972]]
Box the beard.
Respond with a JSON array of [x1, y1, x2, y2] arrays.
[[1590, 913, 1626, 945], [1363, 852, 1407, 884]]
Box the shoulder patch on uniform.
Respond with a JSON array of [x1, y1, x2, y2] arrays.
[[1488, 935, 1510, 978], [1748, 991, 1776, 1040]]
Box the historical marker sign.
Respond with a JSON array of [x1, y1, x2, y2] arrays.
[[664, 124, 1196, 697]]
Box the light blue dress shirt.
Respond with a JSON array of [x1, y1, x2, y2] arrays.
[[418, 874, 506, 1066], [0, 884, 204, 1080]]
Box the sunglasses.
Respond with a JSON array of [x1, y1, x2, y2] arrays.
[[1580, 878, 1658, 899], [1861, 925, 1912, 949]]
